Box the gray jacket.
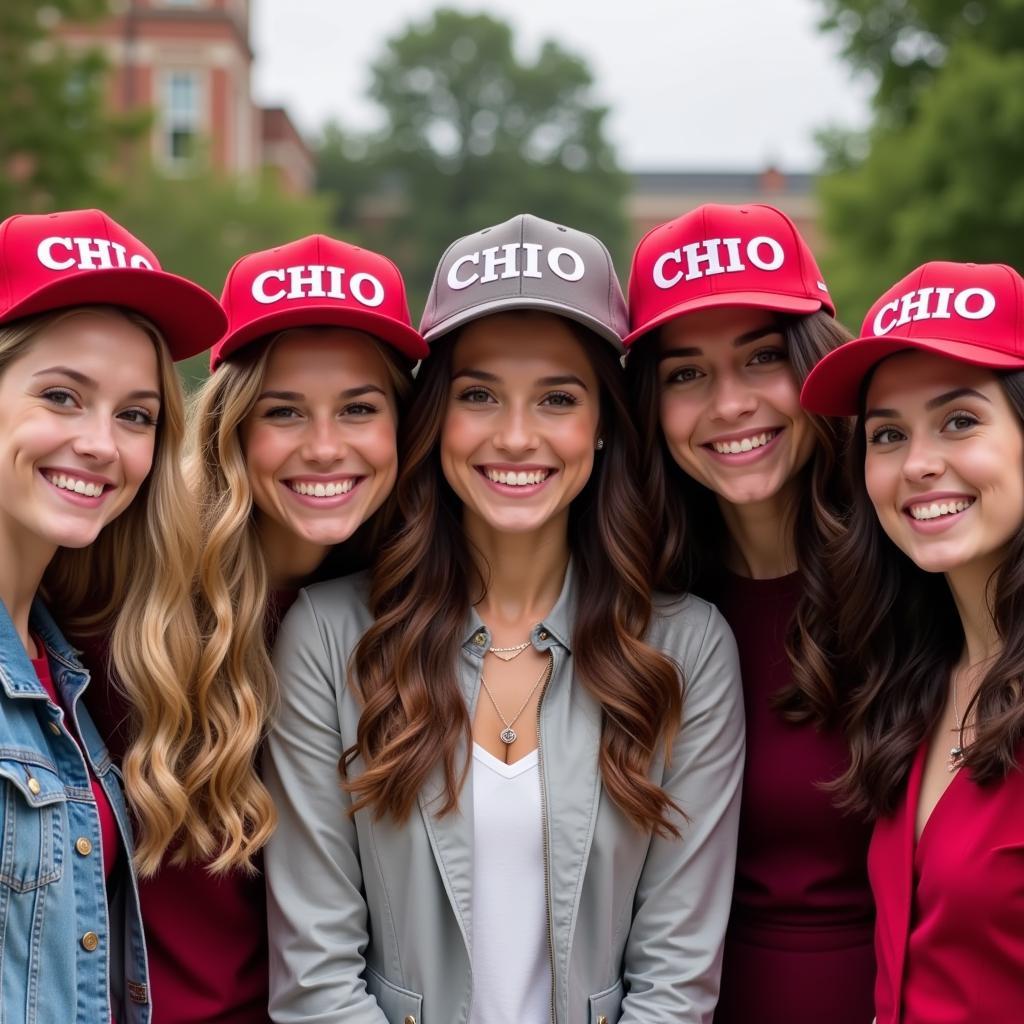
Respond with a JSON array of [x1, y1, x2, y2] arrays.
[[264, 570, 744, 1024]]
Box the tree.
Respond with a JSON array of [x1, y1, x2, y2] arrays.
[[0, 0, 145, 216], [317, 9, 629, 309], [817, 1, 1024, 322]]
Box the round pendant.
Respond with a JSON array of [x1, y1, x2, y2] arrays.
[[500, 727, 517, 745]]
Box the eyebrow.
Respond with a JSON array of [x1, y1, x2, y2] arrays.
[[658, 325, 783, 361], [34, 366, 160, 402], [256, 385, 387, 401], [451, 369, 590, 391], [865, 387, 992, 421]]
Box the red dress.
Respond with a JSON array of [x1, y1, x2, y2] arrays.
[[870, 742, 1024, 1024], [708, 572, 876, 1024]]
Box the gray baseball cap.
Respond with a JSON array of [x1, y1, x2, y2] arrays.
[[420, 213, 628, 350]]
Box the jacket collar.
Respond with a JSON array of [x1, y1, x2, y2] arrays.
[[460, 560, 576, 660], [0, 597, 87, 700]]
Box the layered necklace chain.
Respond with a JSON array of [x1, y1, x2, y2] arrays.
[[478, 633, 550, 745]]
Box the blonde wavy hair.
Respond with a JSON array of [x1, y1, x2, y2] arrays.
[[185, 327, 411, 874], [0, 305, 200, 878]]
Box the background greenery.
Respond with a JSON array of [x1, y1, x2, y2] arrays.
[[816, 0, 1024, 324]]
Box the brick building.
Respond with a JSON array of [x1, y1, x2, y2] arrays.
[[58, 0, 314, 193]]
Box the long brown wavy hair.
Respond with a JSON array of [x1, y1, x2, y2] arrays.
[[0, 306, 201, 878], [833, 370, 1024, 819], [185, 328, 411, 873], [626, 310, 852, 727], [345, 318, 686, 835]]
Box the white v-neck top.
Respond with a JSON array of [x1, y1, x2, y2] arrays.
[[469, 743, 552, 1024]]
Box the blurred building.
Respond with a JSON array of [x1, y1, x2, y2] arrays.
[[629, 167, 819, 247], [57, 0, 314, 194]]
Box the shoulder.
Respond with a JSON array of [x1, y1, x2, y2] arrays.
[[648, 591, 734, 669], [275, 571, 374, 660]]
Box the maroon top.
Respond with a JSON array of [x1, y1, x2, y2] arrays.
[[871, 742, 1024, 1024], [81, 589, 299, 1024], [706, 572, 876, 1024]]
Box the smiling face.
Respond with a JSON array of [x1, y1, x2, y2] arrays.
[[657, 306, 815, 508], [0, 308, 161, 557], [863, 351, 1024, 578], [441, 312, 601, 538], [240, 328, 400, 567]]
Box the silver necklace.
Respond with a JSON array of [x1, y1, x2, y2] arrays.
[[949, 679, 966, 773], [479, 652, 552, 745], [486, 639, 531, 663]]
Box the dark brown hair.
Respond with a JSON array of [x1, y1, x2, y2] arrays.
[[833, 369, 1024, 819], [344, 316, 686, 835], [625, 310, 853, 726]]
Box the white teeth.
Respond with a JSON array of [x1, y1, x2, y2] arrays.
[[484, 468, 550, 486], [711, 431, 775, 455], [289, 479, 356, 497], [45, 473, 104, 497], [909, 499, 974, 521]]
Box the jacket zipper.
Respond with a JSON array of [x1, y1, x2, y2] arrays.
[[536, 651, 557, 1024]]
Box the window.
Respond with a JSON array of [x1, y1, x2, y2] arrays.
[[162, 70, 202, 168]]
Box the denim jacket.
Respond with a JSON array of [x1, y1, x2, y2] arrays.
[[0, 598, 150, 1023], [265, 568, 744, 1023]]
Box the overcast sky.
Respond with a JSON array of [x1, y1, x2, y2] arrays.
[[251, 0, 874, 173]]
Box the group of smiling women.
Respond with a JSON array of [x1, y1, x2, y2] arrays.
[[0, 201, 1020, 1024]]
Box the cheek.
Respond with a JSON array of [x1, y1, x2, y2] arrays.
[[243, 426, 290, 486], [659, 391, 701, 450], [119, 434, 158, 494], [864, 455, 899, 518], [358, 422, 399, 476]]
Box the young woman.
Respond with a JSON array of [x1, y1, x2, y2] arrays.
[[801, 261, 1024, 1024], [100, 234, 425, 1024], [264, 213, 746, 1023], [0, 208, 225, 1023], [624, 204, 874, 1024]]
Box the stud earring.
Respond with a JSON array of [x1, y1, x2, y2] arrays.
[[595, 438, 604, 450]]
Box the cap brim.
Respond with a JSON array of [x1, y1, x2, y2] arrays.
[[2, 270, 226, 362], [422, 295, 624, 352], [623, 290, 824, 348], [801, 335, 1024, 416], [212, 303, 428, 370]]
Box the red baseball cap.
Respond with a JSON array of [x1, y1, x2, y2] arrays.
[[800, 262, 1024, 416], [0, 209, 226, 361], [211, 234, 428, 370], [624, 203, 835, 348]]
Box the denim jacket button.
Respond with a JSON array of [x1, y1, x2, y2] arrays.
[[75, 837, 93, 857], [404, 1017, 417, 1024], [27, 777, 41, 795], [48, 721, 61, 736], [81, 932, 100, 952]]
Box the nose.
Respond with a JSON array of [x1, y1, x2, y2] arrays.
[[493, 403, 538, 454], [901, 431, 944, 483], [71, 414, 118, 465], [300, 415, 347, 466], [709, 373, 758, 423]]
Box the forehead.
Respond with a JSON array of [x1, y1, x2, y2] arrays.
[[865, 350, 1002, 408], [263, 327, 391, 385], [659, 306, 779, 350], [11, 309, 160, 390], [453, 313, 596, 381]]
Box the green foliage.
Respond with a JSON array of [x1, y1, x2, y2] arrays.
[[105, 164, 329, 388], [817, 3, 1024, 323], [0, 0, 146, 215], [819, 0, 1024, 122], [317, 8, 629, 312]]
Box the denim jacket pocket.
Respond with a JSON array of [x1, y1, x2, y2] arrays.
[[0, 755, 66, 892], [588, 978, 625, 1023], [365, 964, 423, 1023]]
